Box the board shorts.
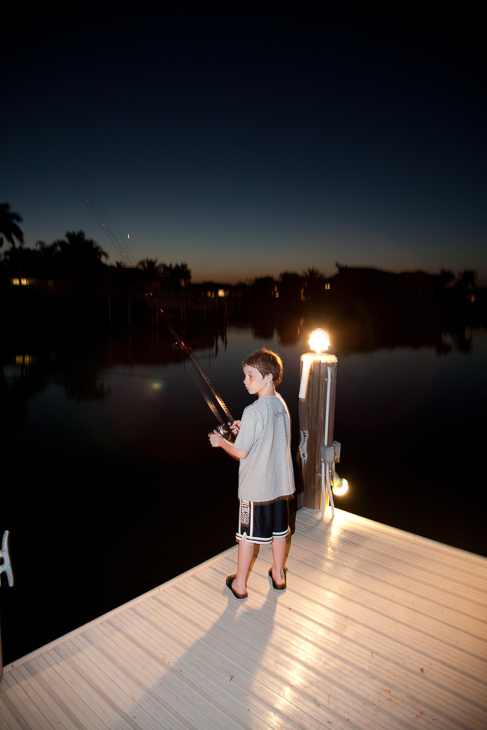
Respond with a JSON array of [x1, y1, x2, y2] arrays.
[[236, 497, 290, 545]]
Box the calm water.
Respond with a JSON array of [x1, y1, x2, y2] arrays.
[[1, 322, 486, 664]]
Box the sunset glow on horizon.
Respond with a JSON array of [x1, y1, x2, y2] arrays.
[[2, 8, 486, 285]]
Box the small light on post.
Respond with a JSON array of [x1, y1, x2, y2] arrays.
[[308, 328, 330, 353], [299, 329, 333, 400], [332, 475, 349, 496]]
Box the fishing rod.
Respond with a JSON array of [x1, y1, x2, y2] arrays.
[[71, 181, 234, 436], [145, 292, 235, 439], [70, 179, 137, 266]]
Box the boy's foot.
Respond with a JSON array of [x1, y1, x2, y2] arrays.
[[226, 575, 248, 599], [268, 567, 287, 590]]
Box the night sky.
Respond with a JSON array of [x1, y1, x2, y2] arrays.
[[2, 6, 486, 284]]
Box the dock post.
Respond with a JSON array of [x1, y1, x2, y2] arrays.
[[297, 330, 339, 512]]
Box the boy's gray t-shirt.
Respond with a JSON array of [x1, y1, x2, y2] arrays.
[[234, 392, 295, 502]]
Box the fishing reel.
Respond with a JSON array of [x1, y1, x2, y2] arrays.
[[215, 423, 235, 442]]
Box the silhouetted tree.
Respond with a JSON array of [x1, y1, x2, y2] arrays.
[[54, 231, 108, 272], [438, 269, 455, 288], [169, 262, 191, 288], [0, 203, 24, 248], [148, 262, 192, 288], [456, 269, 477, 291], [252, 276, 276, 301], [137, 258, 164, 274], [35, 239, 60, 268], [302, 267, 326, 303], [3, 245, 42, 279], [278, 272, 304, 304], [135, 258, 165, 296]]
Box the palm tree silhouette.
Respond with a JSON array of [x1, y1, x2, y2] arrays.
[[136, 258, 164, 274], [54, 230, 108, 272], [0, 203, 24, 248]]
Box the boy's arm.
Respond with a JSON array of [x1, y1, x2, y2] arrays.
[[208, 431, 249, 461]]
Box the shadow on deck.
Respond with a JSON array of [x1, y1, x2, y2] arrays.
[[1, 508, 486, 729]]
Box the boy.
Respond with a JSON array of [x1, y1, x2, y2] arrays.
[[208, 348, 295, 599]]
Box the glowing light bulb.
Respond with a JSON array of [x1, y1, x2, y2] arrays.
[[332, 476, 349, 496], [308, 328, 330, 353]]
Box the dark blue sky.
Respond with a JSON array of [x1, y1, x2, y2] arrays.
[[2, 6, 486, 283]]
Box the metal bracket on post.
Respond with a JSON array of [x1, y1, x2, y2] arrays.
[[1, 530, 14, 683], [0, 531, 14, 588], [298, 430, 308, 462], [298, 429, 309, 490], [320, 442, 342, 520]]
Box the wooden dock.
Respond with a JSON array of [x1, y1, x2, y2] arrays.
[[1, 508, 486, 729]]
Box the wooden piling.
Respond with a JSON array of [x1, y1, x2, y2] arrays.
[[297, 353, 338, 510]]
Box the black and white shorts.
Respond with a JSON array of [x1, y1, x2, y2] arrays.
[[236, 497, 290, 545]]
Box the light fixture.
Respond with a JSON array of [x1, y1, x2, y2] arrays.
[[332, 475, 349, 496], [308, 328, 330, 353], [299, 329, 334, 399]]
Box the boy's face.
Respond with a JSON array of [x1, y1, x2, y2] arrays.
[[243, 365, 273, 397]]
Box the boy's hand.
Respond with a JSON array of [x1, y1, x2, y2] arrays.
[[208, 430, 224, 447], [208, 427, 249, 461], [230, 420, 241, 436]]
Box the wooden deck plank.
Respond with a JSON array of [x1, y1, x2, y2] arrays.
[[3, 662, 83, 730], [289, 571, 486, 677], [1, 508, 486, 730], [126, 589, 326, 728], [297, 526, 487, 605]]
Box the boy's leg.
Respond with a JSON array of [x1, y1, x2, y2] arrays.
[[233, 539, 255, 595], [270, 498, 290, 586], [271, 535, 287, 586]]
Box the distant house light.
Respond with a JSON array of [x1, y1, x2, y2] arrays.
[[15, 355, 33, 366]]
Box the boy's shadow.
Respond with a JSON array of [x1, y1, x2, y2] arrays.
[[126, 550, 287, 725]]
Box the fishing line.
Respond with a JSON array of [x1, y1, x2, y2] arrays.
[[71, 180, 233, 433], [145, 292, 235, 432], [70, 179, 137, 266]]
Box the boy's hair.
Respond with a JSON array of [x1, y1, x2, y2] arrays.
[[243, 348, 284, 386]]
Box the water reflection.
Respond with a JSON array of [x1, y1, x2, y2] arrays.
[[1, 313, 486, 665]]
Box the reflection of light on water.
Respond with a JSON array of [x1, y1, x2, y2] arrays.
[[150, 380, 163, 391], [113, 370, 166, 393]]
